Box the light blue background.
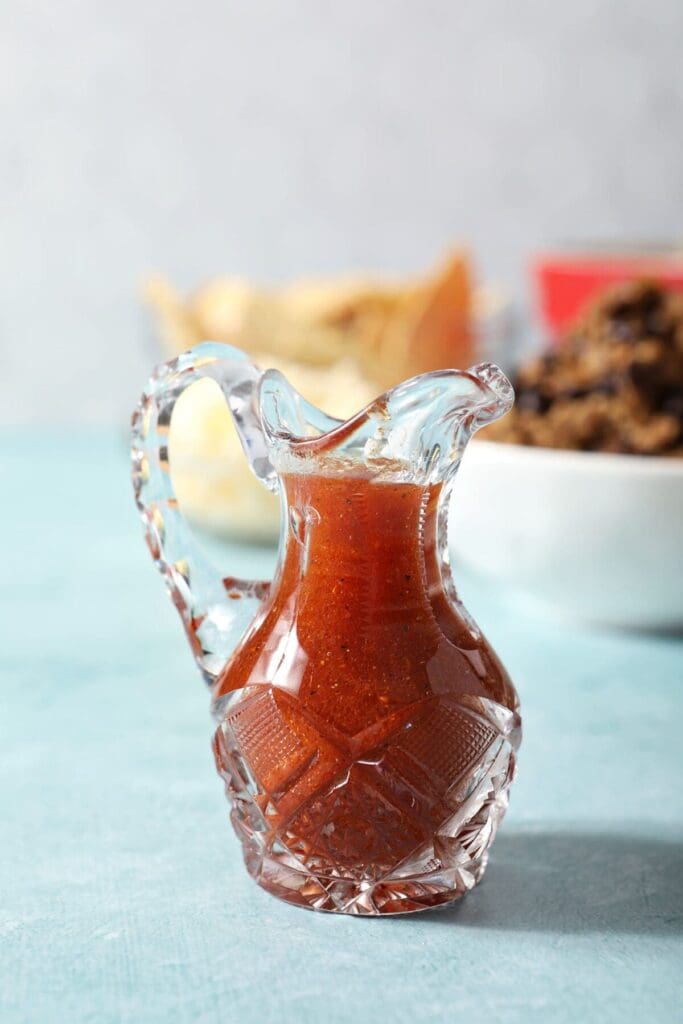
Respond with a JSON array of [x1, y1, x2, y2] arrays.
[[1, 432, 681, 1022]]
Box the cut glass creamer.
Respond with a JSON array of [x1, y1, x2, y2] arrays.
[[132, 343, 521, 915]]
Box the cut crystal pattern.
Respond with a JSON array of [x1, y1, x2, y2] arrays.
[[395, 700, 497, 790], [226, 689, 304, 788], [215, 688, 520, 915]]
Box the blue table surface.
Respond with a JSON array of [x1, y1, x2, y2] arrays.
[[1, 430, 682, 1024]]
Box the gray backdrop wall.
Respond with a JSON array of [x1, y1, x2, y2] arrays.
[[3, 0, 683, 423]]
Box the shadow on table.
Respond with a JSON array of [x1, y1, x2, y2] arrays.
[[426, 830, 683, 935]]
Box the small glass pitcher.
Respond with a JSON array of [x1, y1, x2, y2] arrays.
[[132, 343, 521, 915]]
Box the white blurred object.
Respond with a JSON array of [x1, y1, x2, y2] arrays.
[[451, 441, 683, 631], [169, 357, 377, 541]]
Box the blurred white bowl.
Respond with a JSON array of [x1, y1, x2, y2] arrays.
[[450, 440, 683, 631]]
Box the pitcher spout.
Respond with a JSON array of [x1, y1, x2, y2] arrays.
[[367, 361, 514, 483], [466, 362, 515, 429], [393, 361, 514, 482], [257, 360, 514, 485]]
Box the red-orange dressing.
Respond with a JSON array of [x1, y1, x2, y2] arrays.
[[213, 473, 516, 835]]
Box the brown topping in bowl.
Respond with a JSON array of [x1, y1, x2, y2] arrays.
[[486, 281, 683, 455]]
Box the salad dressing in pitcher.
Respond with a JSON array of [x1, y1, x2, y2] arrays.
[[132, 343, 521, 915]]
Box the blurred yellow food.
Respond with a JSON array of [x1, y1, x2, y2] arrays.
[[144, 250, 474, 387], [145, 251, 475, 539]]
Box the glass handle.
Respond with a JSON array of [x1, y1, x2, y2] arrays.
[[131, 342, 276, 686]]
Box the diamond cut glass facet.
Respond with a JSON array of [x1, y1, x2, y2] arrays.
[[214, 687, 519, 915]]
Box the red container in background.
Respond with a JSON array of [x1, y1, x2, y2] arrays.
[[533, 246, 683, 342]]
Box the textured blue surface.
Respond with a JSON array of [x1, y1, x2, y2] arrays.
[[1, 431, 682, 1024]]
